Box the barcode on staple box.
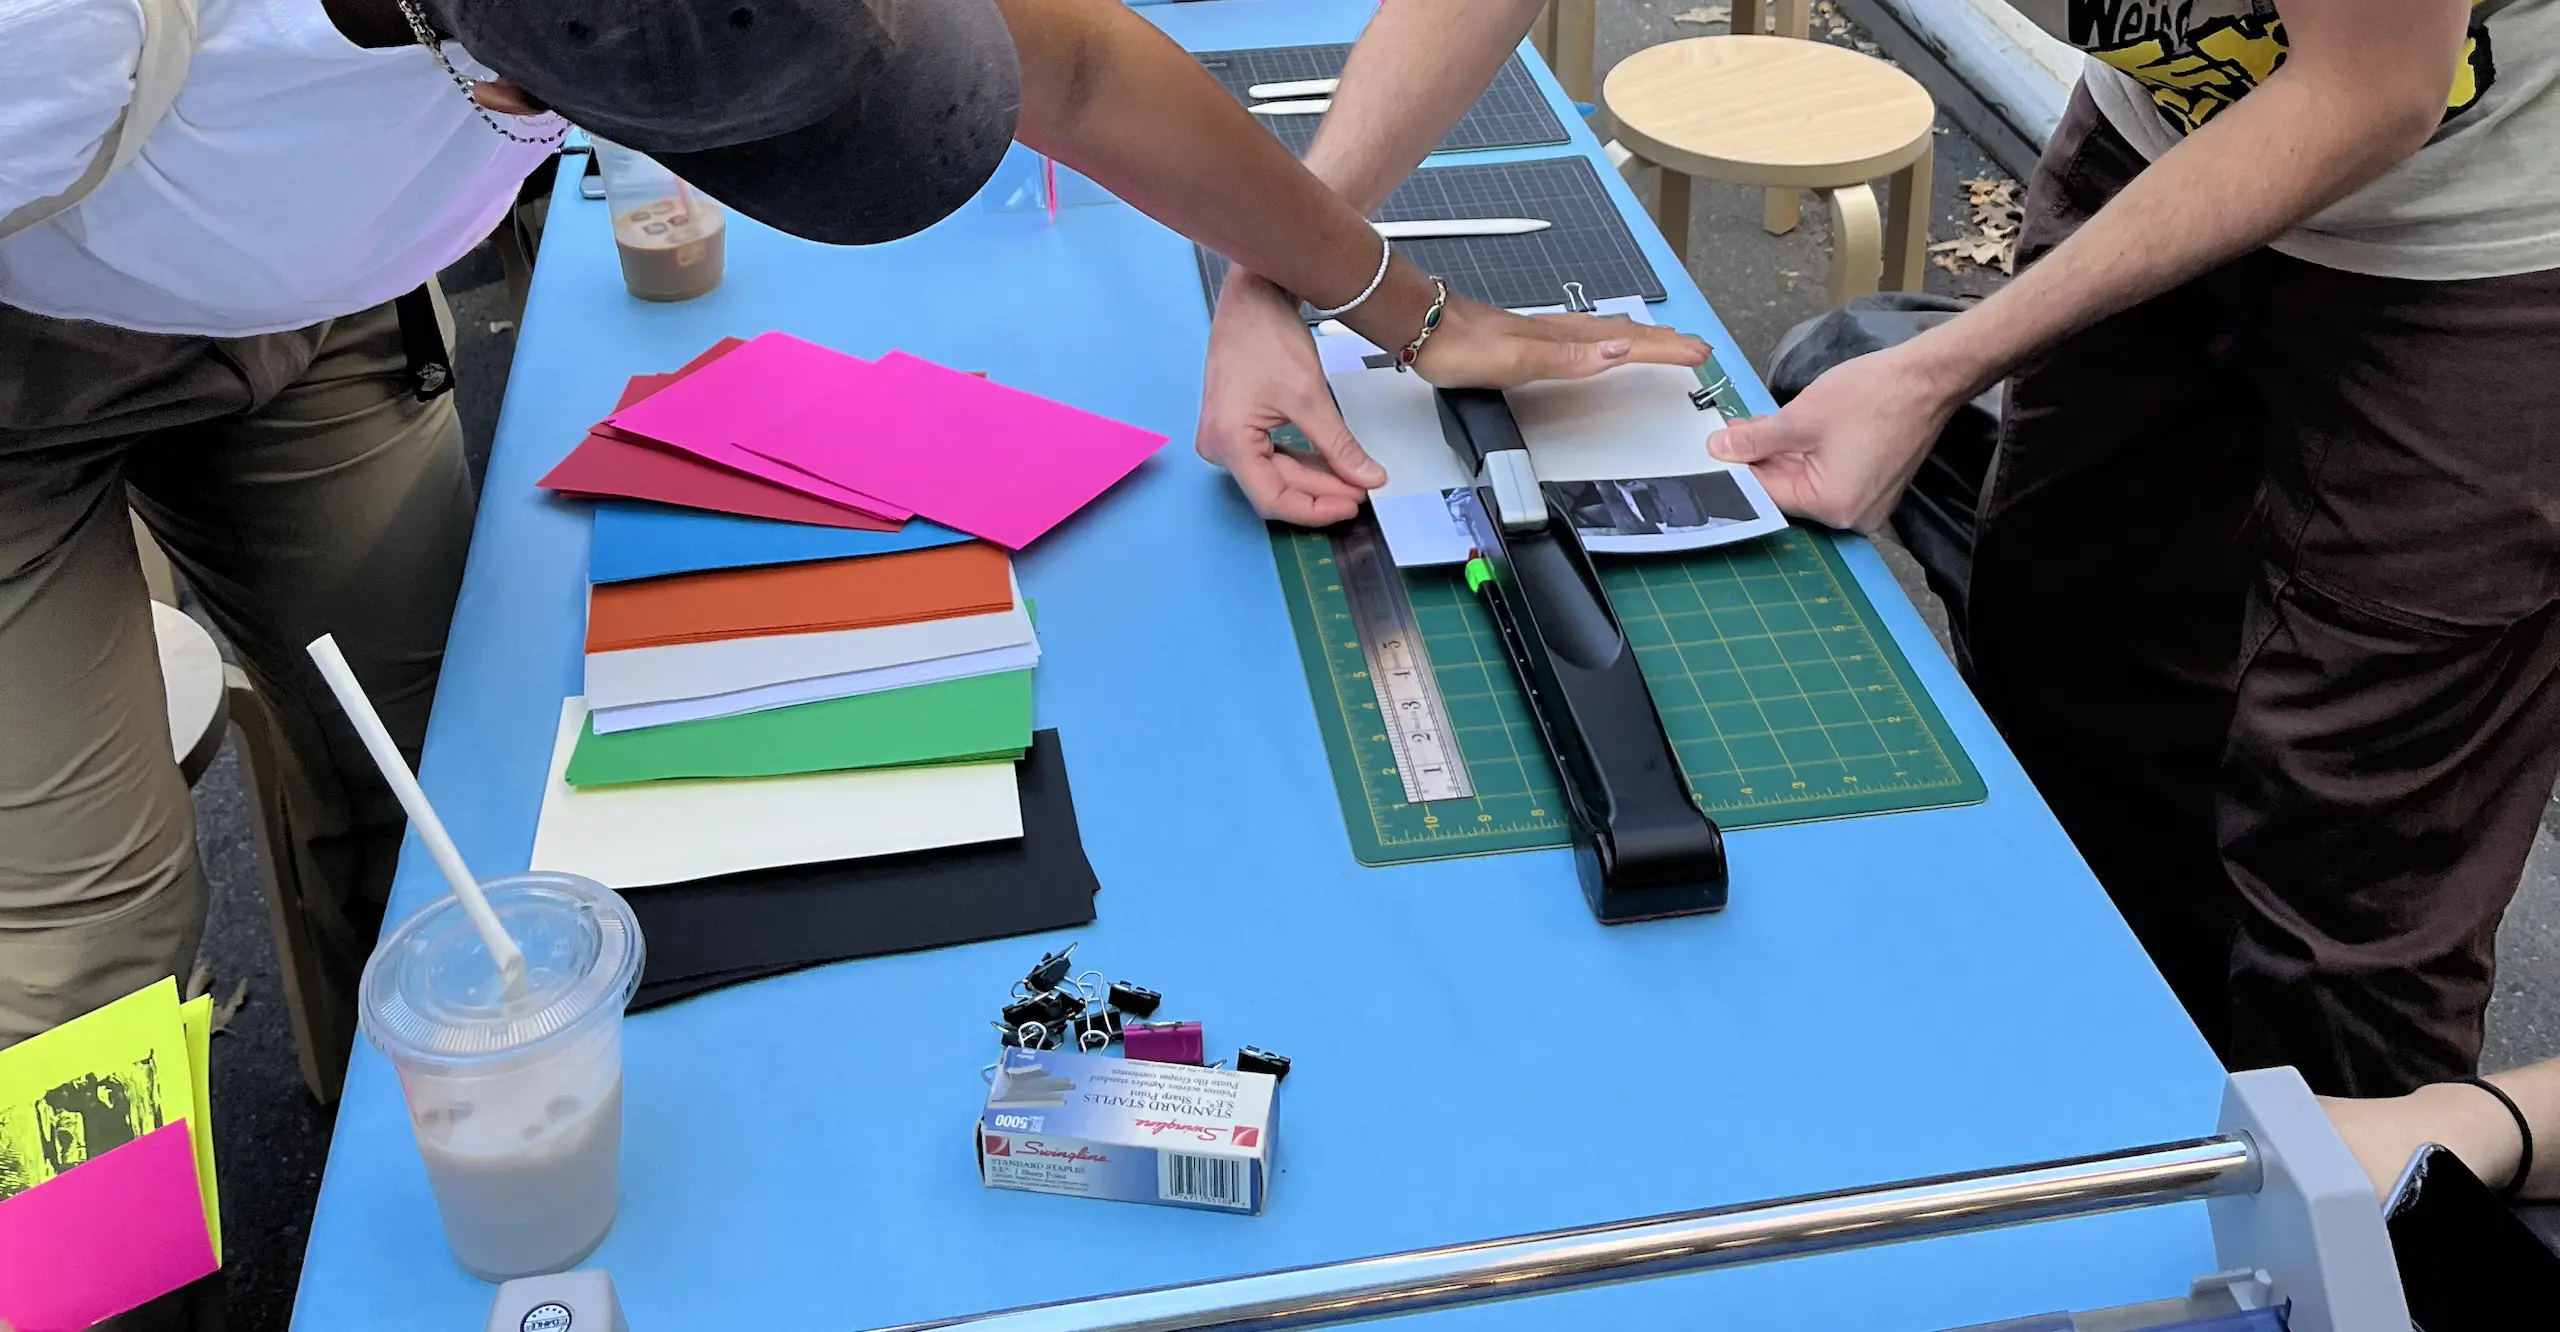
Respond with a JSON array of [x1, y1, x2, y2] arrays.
[[1160, 1152, 1246, 1207], [977, 1048, 1278, 1214]]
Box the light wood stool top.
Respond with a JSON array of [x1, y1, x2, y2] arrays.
[[1606, 35, 1936, 188], [153, 601, 228, 786]]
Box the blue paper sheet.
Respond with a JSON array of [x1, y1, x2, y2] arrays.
[[588, 501, 973, 583]]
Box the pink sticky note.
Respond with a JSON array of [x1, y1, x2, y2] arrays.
[[0, 1121, 217, 1332], [607, 332, 915, 521], [747, 351, 1169, 549]]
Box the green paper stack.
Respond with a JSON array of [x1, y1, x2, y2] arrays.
[[567, 669, 1035, 786]]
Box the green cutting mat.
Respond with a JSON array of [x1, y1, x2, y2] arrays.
[[1273, 358, 1987, 867]]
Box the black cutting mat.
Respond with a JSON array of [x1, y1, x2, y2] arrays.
[[1194, 44, 1569, 157], [1194, 156, 1666, 317]]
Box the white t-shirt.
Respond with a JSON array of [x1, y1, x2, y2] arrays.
[[2075, 0, 2560, 281], [0, 0, 559, 336]]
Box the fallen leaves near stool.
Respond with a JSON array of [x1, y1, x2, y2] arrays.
[[1931, 176, 2022, 276]]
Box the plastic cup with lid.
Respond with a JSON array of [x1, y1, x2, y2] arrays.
[[591, 136, 726, 301], [360, 871, 644, 1282]]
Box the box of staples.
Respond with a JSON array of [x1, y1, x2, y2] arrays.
[[976, 1047, 1276, 1214]]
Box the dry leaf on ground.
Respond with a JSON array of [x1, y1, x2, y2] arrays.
[[1929, 175, 2024, 275], [1672, 5, 1730, 24], [212, 979, 249, 1036], [184, 959, 213, 1002]]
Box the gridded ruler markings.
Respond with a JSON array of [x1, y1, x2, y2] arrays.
[[1270, 359, 1987, 866], [1196, 157, 1666, 317], [1193, 44, 1569, 157]]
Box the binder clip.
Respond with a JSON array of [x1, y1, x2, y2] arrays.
[[1001, 991, 1065, 1031], [1023, 944, 1078, 993], [1073, 1008, 1123, 1052], [1235, 1047, 1292, 1081], [1124, 1020, 1204, 1066], [1107, 981, 1162, 1018], [1562, 280, 1595, 314], [994, 1019, 1053, 1051]]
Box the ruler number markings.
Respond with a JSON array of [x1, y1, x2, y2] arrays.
[[1332, 521, 1474, 804]]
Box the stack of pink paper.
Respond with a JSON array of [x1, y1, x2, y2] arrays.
[[549, 332, 1168, 550]]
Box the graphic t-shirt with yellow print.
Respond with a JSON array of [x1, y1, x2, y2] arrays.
[[2068, 0, 2560, 280]]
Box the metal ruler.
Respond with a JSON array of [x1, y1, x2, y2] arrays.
[[1332, 516, 1474, 804]]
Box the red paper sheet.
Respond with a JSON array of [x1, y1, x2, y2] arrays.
[[606, 332, 912, 520], [537, 344, 900, 530]]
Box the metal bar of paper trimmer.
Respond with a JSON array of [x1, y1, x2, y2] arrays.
[[877, 1137, 2260, 1332]]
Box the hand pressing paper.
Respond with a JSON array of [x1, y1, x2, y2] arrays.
[[529, 698, 1023, 889], [1331, 359, 1784, 566]]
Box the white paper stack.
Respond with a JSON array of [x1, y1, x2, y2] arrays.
[[584, 570, 1040, 732]]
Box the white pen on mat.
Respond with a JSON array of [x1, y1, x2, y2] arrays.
[[1371, 218, 1554, 239], [1247, 77, 1340, 99], [1247, 98, 1331, 116]]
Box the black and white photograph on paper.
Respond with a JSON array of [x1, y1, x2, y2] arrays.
[[1545, 472, 1770, 554]]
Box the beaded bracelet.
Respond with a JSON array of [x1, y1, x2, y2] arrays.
[[1394, 278, 1450, 372], [1306, 234, 1393, 321]]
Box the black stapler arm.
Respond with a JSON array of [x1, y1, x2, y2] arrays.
[[1435, 387, 1728, 921]]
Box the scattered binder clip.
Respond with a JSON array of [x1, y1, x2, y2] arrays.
[[1073, 1008, 1123, 1052], [986, 946, 1259, 1076], [1124, 1020, 1205, 1066], [1001, 991, 1066, 1031], [1106, 981, 1162, 1018], [1024, 944, 1078, 993], [1235, 1047, 1292, 1081]]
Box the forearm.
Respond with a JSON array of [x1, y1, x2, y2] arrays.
[[1302, 0, 1550, 211], [1900, 6, 2464, 402], [996, 0, 1432, 343]]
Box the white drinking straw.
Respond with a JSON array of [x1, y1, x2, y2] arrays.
[[306, 634, 529, 1002]]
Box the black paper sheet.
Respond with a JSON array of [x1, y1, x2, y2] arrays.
[[627, 729, 1098, 1011]]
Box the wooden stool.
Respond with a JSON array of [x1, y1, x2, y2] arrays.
[[154, 602, 229, 787], [1534, 0, 1807, 102], [1604, 35, 1936, 304]]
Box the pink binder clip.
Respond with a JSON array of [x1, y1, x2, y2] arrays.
[[1123, 1020, 1204, 1066]]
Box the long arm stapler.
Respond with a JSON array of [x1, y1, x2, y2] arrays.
[[1435, 387, 1728, 921]]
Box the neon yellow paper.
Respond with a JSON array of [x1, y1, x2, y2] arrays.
[[178, 993, 221, 1261], [0, 979, 193, 1206]]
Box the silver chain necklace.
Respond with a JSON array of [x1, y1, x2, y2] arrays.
[[397, 0, 568, 146]]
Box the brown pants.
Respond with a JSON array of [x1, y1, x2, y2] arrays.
[[0, 299, 474, 1053], [1962, 90, 2560, 1096]]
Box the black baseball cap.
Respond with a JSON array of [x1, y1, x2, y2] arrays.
[[431, 0, 1021, 245]]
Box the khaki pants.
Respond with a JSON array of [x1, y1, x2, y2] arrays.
[[0, 298, 475, 1051]]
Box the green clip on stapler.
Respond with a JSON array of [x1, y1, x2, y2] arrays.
[[1434, 386, 1728, 923]]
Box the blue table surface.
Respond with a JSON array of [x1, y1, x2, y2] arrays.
[[292, 3, 2223, 1327]]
